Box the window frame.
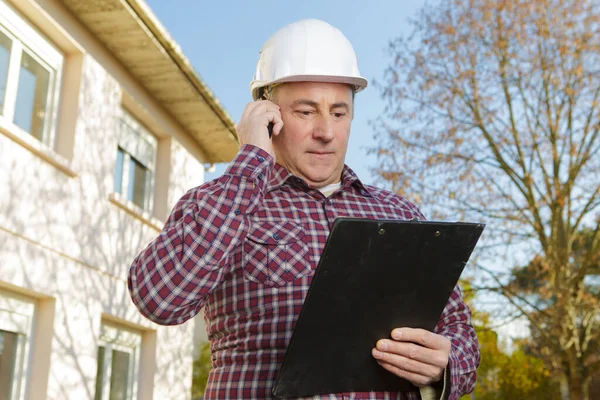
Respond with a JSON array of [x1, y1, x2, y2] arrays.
[[0, 0, 63, 148], [94, 322, 141, 400], [0, 290, 36, 400], [114, 109, 157, 213]]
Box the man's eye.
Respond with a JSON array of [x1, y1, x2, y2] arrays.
[[333, 112, 346, 118], [297, 110, 314, 116]]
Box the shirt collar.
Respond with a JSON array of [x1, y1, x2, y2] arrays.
[[268, 163, 373, 197]]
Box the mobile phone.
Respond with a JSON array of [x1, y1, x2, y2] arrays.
[[259, 91, 275, 138]]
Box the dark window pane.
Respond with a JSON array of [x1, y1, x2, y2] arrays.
[[114, 148, 125, 194], [118, 114, 156, 168], [94, 346, 106, 400], [0, 31, 11, 116], [0, 330, 19, 400], [128, 158, 147, 210], [109, 349, 130, 400], [14, 51, 51, 141]]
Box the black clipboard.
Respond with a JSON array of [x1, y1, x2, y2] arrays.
[[272, 217, 485, 398]]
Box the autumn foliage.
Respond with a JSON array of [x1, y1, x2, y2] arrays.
[[373, 0, 600, 399]]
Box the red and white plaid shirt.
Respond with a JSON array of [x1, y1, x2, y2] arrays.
[[128, 145, 479, 400]]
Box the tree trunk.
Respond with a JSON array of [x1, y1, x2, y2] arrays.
[[568, 373, 585, 400], [582, 376, 590, 400], [561, 375, 569, 400], [569, 386, 582, 400]]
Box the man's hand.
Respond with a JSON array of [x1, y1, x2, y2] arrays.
[[372, 328, 450, 387], [236, 100, 283, 160]]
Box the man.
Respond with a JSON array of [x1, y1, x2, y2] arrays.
[[128, 19, 479, 400]]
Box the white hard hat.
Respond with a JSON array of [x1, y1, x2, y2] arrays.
[[250, 19, 368, 100]]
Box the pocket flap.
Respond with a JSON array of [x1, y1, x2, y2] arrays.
[[246, 220, 304, 245]]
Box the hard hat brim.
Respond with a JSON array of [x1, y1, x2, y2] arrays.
[[251, 75, 368, 100]]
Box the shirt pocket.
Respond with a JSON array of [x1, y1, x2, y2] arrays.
[[242, 220, 311, 287]]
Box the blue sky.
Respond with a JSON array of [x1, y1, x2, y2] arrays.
[[142, 2, 531, 336], [145, 0, 427, 184]]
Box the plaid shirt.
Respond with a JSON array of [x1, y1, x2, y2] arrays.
[[128, 145, 479, 400]]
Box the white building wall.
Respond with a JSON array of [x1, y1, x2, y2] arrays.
[[0, 1, 214, 399]]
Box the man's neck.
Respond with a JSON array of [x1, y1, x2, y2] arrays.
[[317, 182, 342, 197]]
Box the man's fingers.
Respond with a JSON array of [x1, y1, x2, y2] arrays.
[[375, 360, 433, 388], [240, 100, 261, 121], [247, 100, 280, 117], [372, 348, 442, 377], [391, 328, 450, 351], [236, 101, 281, 157], [261, 111, 282, 131], [375, 340, 447, 368], [272, 119, 284, 136], [239, 100, 277, 123]]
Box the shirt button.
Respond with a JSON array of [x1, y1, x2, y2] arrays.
[[234, 209, 241, 215], [273, 233, 281, 240], [257, 156, 265, 162]]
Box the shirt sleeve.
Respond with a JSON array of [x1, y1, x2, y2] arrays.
[[128, 144, 273, 326], [433, 285, 480, 400], [419, 367, 450, 400]]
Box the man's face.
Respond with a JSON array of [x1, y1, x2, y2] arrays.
[[272, 81, 353, 188]]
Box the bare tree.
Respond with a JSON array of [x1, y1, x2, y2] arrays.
[[372, 1, 600, 399]]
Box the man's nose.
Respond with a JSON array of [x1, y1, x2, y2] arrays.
[[312, 115, 334, 141]]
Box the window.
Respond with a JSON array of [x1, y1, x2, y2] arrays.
[[0, 30, 11, 115], [0, 291, 35, 400], [94, 323, 141, 400], [114, 110, 157, 212], [0, 0, 63, 146]]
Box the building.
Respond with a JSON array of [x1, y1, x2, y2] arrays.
[[0, 0, 239, 399]]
